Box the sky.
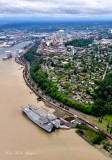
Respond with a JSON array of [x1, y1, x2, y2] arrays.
[[0, 0, 112, 20]]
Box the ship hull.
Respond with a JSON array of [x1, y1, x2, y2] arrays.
[[2, 57, 8, 60], [22, 109, 54, 133], [2, 56, 12, 60]]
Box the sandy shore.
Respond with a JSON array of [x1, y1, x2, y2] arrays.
[[0, 56, 110, 160]]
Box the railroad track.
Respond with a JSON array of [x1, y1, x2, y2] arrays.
[[15, 54, 112, 140]]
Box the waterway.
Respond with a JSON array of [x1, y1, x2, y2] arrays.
[[0, 43, 110, 160], [0, 41, 32, 55]]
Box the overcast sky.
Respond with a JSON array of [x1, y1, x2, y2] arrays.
[[0, 0, 112, 19]]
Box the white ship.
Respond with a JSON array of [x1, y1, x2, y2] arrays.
[[2, 51, 12, 60], [22, 105, 60, 132]]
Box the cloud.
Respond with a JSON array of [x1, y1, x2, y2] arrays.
[[0, 0, 112, 17]]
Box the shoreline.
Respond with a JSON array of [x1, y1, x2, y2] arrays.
[[15, 55, 112, 158], [15, 56, 74, 117], [14, 54, 112, 137], [75, 130, 112, 158]]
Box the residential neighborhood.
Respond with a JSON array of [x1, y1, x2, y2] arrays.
[[37, 29, 112, 104]]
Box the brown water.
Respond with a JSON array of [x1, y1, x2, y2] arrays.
[[0, 56, 110, 160]]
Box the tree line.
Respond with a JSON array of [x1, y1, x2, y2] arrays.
[[65, 38, 93, 47]]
